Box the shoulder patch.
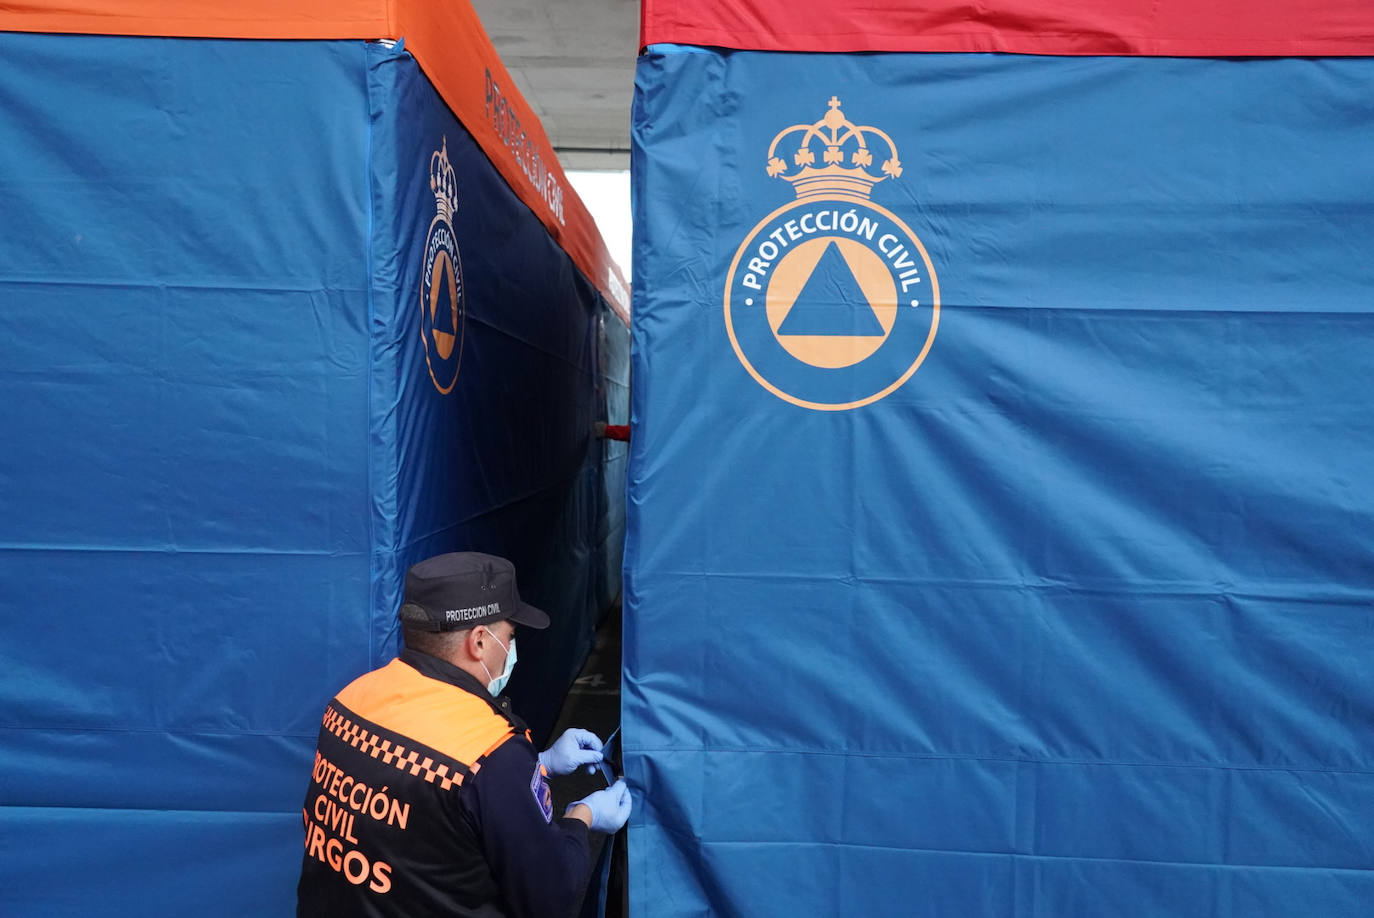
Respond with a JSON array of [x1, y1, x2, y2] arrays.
[[530, 763, 553, 823]]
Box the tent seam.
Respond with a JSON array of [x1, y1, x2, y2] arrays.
[[362, 39, 378, 668]]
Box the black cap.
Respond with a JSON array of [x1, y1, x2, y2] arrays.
[[398, 552, 550, 631]]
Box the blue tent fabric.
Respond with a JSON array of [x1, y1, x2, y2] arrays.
[[626, 46, 1374, 916], [365, 39, 627, 738], [0, 33, 626, 915]]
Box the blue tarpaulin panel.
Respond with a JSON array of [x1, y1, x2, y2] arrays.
[[626, 47, 1374, 916], [0, 34, 626, 915]]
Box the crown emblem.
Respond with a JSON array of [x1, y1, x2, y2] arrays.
[[430, 137, 459, 223], [766, 97, 902, 200]]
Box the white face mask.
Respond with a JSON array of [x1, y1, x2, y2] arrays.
[[479, 628, 516, 696]]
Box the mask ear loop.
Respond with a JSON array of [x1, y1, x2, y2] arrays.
[[483, 627, 512, 657], [478, 627, 511, 688]]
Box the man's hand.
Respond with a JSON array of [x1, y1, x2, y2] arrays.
[[538, 728, 604, 776], [567, 779, 632, 833]]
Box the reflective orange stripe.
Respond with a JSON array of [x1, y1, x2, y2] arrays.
[[479, 731, 515, 762], [336, 659, 513, 766], [323, 703, 467, 790]]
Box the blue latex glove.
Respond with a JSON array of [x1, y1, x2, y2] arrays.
[[538, 728, 604, 776], [570, 778, 632, 833]]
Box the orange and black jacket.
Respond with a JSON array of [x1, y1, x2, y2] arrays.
[[296, 649, 591, 918]]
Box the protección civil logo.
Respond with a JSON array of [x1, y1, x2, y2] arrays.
[[725, 97, 940, 410], [421, 137, 465, 395]]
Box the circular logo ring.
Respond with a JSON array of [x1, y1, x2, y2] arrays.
[[420, 214, 465, 395], [724, 194, 940, 411]]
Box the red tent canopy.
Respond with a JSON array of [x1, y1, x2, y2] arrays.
[[642, 0, 1374, 56]]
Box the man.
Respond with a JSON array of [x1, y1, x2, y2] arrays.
[[297, 551, 632, 917]]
